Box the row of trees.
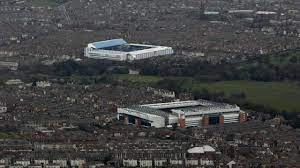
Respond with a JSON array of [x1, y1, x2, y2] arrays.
[[37, 50, 299, 82], [138, 61, 300, 82], [35, 57, 299, 83], [133, 50, 300, 82], [54, 60, 110, 76]]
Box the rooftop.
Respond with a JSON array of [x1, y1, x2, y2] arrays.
[[101, 44, 153, 52], [88, 39, 127, 49], [187, 145, 216, 154], [141, 99, 233, 110], [124, 100, 240, 117], [129, 105, 170, 118], [171, 103, 240, 115], [141, 100, 205, 109], [87, 39, 170, 54]]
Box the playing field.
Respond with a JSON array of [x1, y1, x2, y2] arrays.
[[114, 74, 300, 112], [0, 132, 17, 139], [189, 80, 300, 112]]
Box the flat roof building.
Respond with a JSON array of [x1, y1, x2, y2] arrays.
[[117, 99, 247, 128], [84, 39, 174, 61]]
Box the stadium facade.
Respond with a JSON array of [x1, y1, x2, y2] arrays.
[[84, 39, 174, 61], [117, 99, 247, 128]]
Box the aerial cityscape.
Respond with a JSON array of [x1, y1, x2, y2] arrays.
[[0, 0, 299, 167]]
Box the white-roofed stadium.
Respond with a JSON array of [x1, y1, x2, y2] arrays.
[[117, 99, 248, 128], [84, 39, 174, 61]]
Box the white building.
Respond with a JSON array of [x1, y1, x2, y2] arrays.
[[15, 161, 31, 167], [187, 145, 216, 154], [117, 99, 246, 128], [186, 160, 199, 166], [5, 79, 23, 85], [139, 160, 152, 167], [122, 159, 138, 167], [52, 160, 67, 167], [84, 39, 174, 61], [36, 81, 51, 88]]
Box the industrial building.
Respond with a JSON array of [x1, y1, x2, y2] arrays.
[[117, 99, 247, 128], [84, 39, 174, 61]]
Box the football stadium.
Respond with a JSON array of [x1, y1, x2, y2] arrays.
[[84, 39, 174, 61], [117, 99, 247, 128]]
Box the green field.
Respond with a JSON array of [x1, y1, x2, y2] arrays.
[[0, 132, 18, 139], [188, 80, 300, 112], [114, 74, 300, 112]]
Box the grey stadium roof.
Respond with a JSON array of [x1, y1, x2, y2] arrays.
[[129, 105, 170, 118], [90, 39, 127, 49]]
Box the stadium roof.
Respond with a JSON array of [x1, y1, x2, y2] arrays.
[[141, 100, 203, 109], [141, 100, 216, 109], [171, 104, 240, 115], [88, 39, 127, 49], [129, 105, 170, 118]]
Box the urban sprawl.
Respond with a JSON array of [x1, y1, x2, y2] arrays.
[[0, 0, 299, 167]]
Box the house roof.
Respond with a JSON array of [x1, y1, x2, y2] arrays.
[[187, 145, 216, 154], [188, 147, 204, 153], [227, 160, 236, 165]]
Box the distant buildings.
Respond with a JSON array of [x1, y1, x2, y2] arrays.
[[5, 79, 23, 85], [36, 81, 51, 88], [84, 39, 174, 61], [0, 61, 18, 71], [147, 87, 176, 98], [117, 99, 247, 128], [187, 145, 216, 155], [114, 142, 217, 167]]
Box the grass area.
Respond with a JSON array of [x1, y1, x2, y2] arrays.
[[188, 80, 300, 112], [114, 74, 163, 85], [114, 74, 300, 112], [0, 132, 18, 139]]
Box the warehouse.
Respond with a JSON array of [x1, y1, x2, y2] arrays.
[[117, 99, 247, 128], [84, 39, 174, 61]]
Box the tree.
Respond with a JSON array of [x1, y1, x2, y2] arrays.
[[289, 56, 298, 63]]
